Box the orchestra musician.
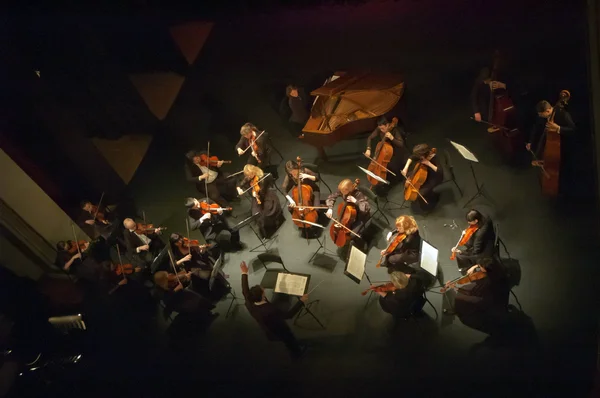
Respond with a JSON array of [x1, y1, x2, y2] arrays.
[[153, 270, 217, 320], [325, 179, 371, 246], [379, 215, 421, 275], [236, 164, 284, 239], [184, 150, 238, 206], [371, 271, 427, 319], [401, 144, 444, 213], [471, 67, 508, 133], [286, 85, 309, 138], [364, 116, 408, 184], [77, 200, 114, 240], [451, 209, 496, 271], [185, 197, 241, 251], [240, 261, 308, 359], [55, 240, 109, 287], [235, 123, 278, 179], [122, 218, 165, 269], [282, 160, 321, 209]]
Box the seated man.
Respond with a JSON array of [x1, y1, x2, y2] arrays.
[[451, 209, 496, 271], [77, 200, 115, 240], [154, 270, 216, 321], [185, 198, 240, 251], [122, 218, 165, 269], [55, 240, 110, 289], [184, 150, 238, 206], [240, 261, 308, 359]]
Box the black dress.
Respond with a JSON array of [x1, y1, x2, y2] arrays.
[[407, 155, 444, 213], [240, 174, 284, 238], [366, 125, 409, 185], [383, 230, 421, 274], [378, 275, 426, 318]]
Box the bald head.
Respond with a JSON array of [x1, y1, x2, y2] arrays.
[[123, 218, 136, 230]]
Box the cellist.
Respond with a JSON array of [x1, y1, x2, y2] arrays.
[[281, 159, 320, 207], [378, 215, 421, 275], [401, 144, 444, 213], [471, 67, 508, 133], [450, 210, 496, 272], [364, 116, 408, 185], [325, 179, 371, 245]]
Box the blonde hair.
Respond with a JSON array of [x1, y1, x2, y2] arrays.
[[338, 178, 358, 193], [243, 164, 264, 179], [240, 123, 258, 136], [412, 143, 432, 158], [395, 215, 418, 235], [154, 271, 169, 291], [390, 271, 409, 289]]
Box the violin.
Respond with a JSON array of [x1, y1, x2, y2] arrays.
[[175, 237, 214, 255], [166, 271, 189, 290], [441, 269, 487, 293], [450, 225, 478, 260], [251, 176, 262, 205], [375, 232, 407, 267], [249, 132, 262, 164], [114, 263, 140, 276], [329, 179, 359, 247], [67, 240, 89, 254], [367, 117, 399, 186], [539, 90, 570, 197], [291, 156, 318, 229], [135, 222, 167, 235], [198, 201, 232, 215], [361, 282, 396, 296], [198, 154, 231, 167], [404, 148, 437, 202], [90, 205, 108, 223]]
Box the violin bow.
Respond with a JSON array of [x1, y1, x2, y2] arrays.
[[291, 219, 326, 229], [115, 244, 127, 282], [363, 154, 397, 176], [185, 217, 191, 244], [204, 141, 211, 203], [91, 192, 105, 223], [226, 169, 245, 179], [375, 231, 400, 268], [240, 130, 265, 154], [330, 217, 361, 238], [401, 172, 429, 205], [450, 230, 466, 260], [527, 149, 550, 179], [239, 173, 272, 195], [469, 117, 511, 132], [70, 223, 83, 259], [167, 247, 183, 285], [142, 210, 146, 225]]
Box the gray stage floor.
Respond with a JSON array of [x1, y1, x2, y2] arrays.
[[123, 1, 598, 396]]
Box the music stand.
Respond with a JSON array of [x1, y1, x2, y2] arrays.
[[419, 239, 439, 278], [232, 213, 272, 253], [449, 140, 494, 208], [272, 272, 326, 329], [303, 220, 338, 265], [150, 244, 170, 274], [358, 166, 408, 213]]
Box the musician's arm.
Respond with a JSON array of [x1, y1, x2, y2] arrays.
[[558, 112, 576, 135], [281, 174, 292, 193], [356, 192, 371, 214], [256, 133, 268, 157], [470, 79, 481, 114], [325, 191, 341, 209], [241, 273, 251, 301], [366, 128, 378, 150], [402, 158, 413, 175], [235, 135, 248, 151], [391, 128, 405, 149], [472, 221, 491, 254]]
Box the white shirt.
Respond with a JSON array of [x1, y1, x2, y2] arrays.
[[129, 228, 151, 252], [197, 164, 218, 184]]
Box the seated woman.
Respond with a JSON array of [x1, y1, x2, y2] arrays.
[[281, 159, 320, 207], [401, 144, 444, 214], [153, 270, 215, 318], [380, 215, 421, 274], [184, 197, 240, 251], [236, 164, 284, 239], [374, 271, 427, 318]]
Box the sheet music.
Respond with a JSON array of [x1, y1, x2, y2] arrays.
[[420, 240, 439, 277], [449, 141, 479, 163], [275, 273, 308, 296], [346, 245, 367, 280]]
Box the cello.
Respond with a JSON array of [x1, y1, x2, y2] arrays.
[[290, 156, 319, 229], [366, 117, 399, 186], [330, 179, 359, 247], [403, 148, 436, 202], [538, 90, 570, 197]]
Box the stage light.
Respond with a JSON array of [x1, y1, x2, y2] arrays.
[[34, 71, 40, 78]]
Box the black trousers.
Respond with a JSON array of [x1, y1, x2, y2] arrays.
[[385, 251, 419, 274], [196, 174, 238, 205], [456, 250, 482, 270]]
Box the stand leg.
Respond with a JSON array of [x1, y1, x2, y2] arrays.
[[248, 225, 277, 253], [463, 163, 494, 208], [295, 300, 326, 329], [308, 235, 337, 264]]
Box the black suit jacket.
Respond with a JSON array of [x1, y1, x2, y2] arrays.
[[465, 217, 496, 256], [388, 230, 421, 257], [123, 229, 157, 256]]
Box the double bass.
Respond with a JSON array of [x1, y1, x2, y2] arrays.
[[539, 90, 571, 197], [290, 156, 319, 229], [404, 148, 437, 202], [366, 117, 399, 186], [330, 179, 359, 247]]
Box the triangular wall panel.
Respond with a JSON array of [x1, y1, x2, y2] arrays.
[[129, 72, 185, 120], [169, 21, 214, 65], [92, 135, 153, 184]]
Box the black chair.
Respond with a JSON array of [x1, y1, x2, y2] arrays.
[[257, 252, 290, 273], [357, 185, 390, 225], [440, 149, 463, 197], [303, 162, 333, 194]]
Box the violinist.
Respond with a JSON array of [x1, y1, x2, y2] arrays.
[[77, 200, 113, 240], [379, 215, 421, 275], [451, 210, 495, 271], [471, 67, 509, 133], [236, 164, 284, 239], [185, 150, 237, 206], [325, 179, 371, 245], [364, 116, 408, 185], [370, 271, 426, 318], [153, 270, 216, 319], [55, 240, 109, 287], [281, 160, 320, 209], [235, 123, 278, 179], [401, 144, 444, 213], [122, 218, 165, 269], [185, 198, 240, 251]]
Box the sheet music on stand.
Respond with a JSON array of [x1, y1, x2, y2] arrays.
[[274, 273, 311, 296], [209, 252, 224, 291], [420, 239, 439, 277], [344, 245, 367, 284], [150, 245, 170, 274], [449, 140, 479, 163]]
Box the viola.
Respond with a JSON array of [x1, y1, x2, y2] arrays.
[[199, 154, 231, 167], [198, 201, 233, 215], [539, 90, 570, 197], [329, 179, 359, 247], [361, 282, 396, 296], [67, 240, 89, 254], [291, 156, 318, 229], [441, 269, 487, 293], [90, 204, 108, 223], [175, 237, 213, 255], [404, 148, 437, 202], [375, 232, 407, 267], [450, 225, 478, 260], [135, 222, 167, 235], [367, 117, 399, 186], [251, 176, 262, 205], [114, 263, 140, 276]]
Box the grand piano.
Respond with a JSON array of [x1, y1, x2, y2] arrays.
[[302, 71, 405, 157]]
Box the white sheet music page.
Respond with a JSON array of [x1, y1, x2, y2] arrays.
[[346, 246, 367, 280], [275, 273, 308, 296], [449, 141, 479, 163], [420, 240, 439, 277]]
